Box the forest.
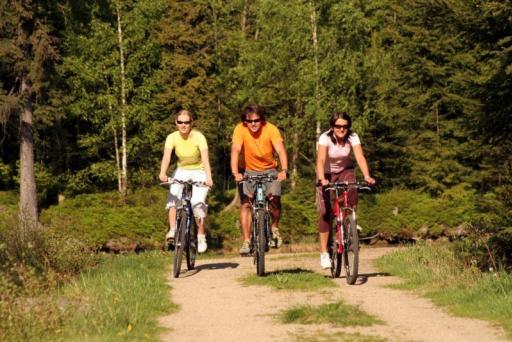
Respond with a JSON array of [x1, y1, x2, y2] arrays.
[[1, 0, 511, 265]]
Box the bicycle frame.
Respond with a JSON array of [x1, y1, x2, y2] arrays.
[[331, 187, 356, 254], [161, 178, 207, 277], [177, 182, 194, 250], [242, 174, 276, 276]]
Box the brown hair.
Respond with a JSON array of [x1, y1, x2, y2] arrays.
[[241, 104, 266, 123], [327, 111, 352, 145]]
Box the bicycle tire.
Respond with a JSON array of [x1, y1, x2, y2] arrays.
[[186, 214, 197, 271], [343, 214, 359, 284], [329, 216, 342, 278], [255, 209, 266, 276], [173, 209, 187, 278]]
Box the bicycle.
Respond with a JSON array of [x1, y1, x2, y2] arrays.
[[241, 174, 278, 276], [323, 181, 371, 284], [161, 178, 208, 278]]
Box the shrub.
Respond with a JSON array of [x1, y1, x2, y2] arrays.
[[357, 186, 477, 239], [40, 187, 168, 250]]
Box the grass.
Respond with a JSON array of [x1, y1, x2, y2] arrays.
[[241, 268, 336, 291], [290, 331, 387, 342], [57, 251, 175, 341], [375, 243, 512, 338], [281, 301, 383, 327], [1, 251, 176, 341]]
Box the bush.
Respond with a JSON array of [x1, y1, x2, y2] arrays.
[[357, 185, 477, 239], [40, 187, 168, 250]]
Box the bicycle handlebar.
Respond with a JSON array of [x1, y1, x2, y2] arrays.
[[160, 178, 209, 188], [321, 181, 372, 192], [240, 174, 278, 184]]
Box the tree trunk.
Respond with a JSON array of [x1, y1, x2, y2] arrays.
[[223, 188, 240, 212], [291, 132, 298, 190], [310, 0, 319, 112], [241, 0, 248, 36], [19, 75, 38, 232], [116, 3, 128, 200], [109, 96, 122, 193]]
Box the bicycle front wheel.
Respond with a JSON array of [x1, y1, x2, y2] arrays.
[[173, 209, 187, 278], [255, 209, 266, 276], [330, 218, 342, 278], [186, 216, 197, 271], [343, 214, 359, 284]]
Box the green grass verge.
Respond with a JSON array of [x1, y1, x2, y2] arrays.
[[58, 251, 175, 341], [375, 243, 512, 338], [281, 301, 383, 327], [241, 268, 336, 291], [2, 251, 176, 341]]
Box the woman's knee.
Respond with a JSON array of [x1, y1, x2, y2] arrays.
[[191, 201, 208, 218]]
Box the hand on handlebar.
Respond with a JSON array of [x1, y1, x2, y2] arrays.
[[233, 173, 244, 182], [159, 174, 169, 183], [364, 176, 376, 185], [277, 170, 287, 181], [318, 178, 329, 187]]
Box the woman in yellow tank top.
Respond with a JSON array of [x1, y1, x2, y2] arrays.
[[159, 110, 213, 253]]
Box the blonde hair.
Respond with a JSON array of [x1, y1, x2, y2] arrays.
[[175, 109, 194, 121]]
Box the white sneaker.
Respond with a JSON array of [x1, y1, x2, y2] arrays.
[[165, 228, 176, 240], [357, 224, 363, 231], [198, 234, 207, 253], [320, 252, 331, 269]]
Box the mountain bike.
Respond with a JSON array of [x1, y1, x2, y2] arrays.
[[241, 174, 278, 276], [161, 178, 208, 278], [323, 181, 371, 284]]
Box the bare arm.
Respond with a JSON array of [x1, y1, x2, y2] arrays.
[[316, 145, 329, 186], [273, 140, 288, 181], [200, 148, 213, 187], [159, 147, 173, 182], [352, 144, 375, 184], [230, 142, 243, 182]]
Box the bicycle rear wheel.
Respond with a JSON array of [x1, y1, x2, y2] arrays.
[[255, 209, 266, 276], [343, 214, 359, 284], [186, 216, 197, 271], [173, 209, 187, 278], [329, 220, 342, 278]]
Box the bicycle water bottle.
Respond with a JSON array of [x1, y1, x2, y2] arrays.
[[256, 186, 264, 202]]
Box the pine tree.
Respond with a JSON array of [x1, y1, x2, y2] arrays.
[[0, 0, 60, 230]]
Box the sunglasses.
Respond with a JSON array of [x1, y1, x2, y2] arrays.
[[245, 118, 262, 124], [333, 124, 349, 130], [176, 120, 191, 125]]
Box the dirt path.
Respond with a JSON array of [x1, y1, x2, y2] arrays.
[[158, 247, 508, 342]]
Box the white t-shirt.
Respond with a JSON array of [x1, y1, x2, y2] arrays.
[[318, 131, 361, 173]]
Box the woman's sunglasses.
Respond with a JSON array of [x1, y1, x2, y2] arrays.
[[176, 120, 191, 125], [333, 124, 349, 130]]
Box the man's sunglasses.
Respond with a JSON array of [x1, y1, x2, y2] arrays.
[[245, 118, 262, 124], [333, 124, 349, 130], [176, 120, 191, 125]]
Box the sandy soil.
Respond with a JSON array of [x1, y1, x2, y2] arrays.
[[158, 247, 508, 342]]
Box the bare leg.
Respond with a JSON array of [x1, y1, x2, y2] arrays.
[[320, 231, 329, 253], [168, 207, 177, 229], [194, 217, 205, 235], [240, 203, 252, 241]]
